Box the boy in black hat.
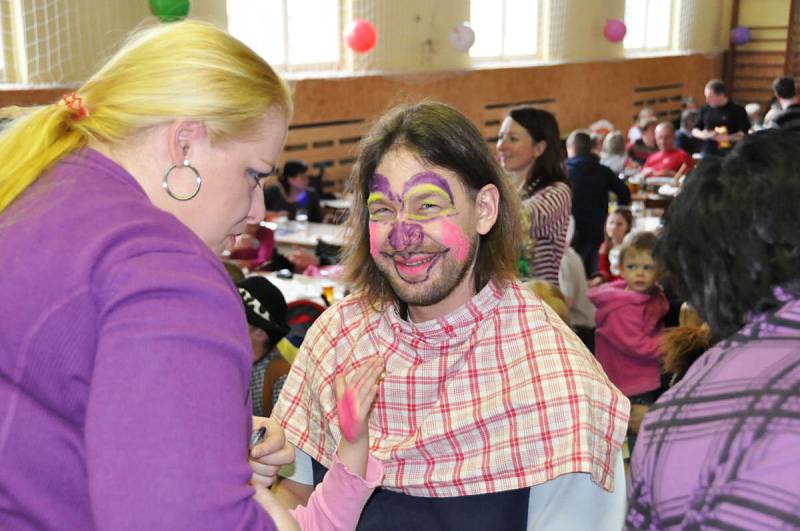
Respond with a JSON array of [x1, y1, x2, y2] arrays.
[[237, 277, 293, 416]]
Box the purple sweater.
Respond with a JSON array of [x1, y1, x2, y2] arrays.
[[589, 280, 668, 396], [0, 150, 276, 530], [627, 295, 800, 529]]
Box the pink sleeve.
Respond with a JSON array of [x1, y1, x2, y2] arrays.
[[289, 451, 383, 531], [599, 298, 667, 360]]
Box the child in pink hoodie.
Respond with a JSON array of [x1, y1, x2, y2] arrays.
[[588, 231, 668, 450]]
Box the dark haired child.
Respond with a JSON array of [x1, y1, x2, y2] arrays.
[[589, 207, 634, 287], [588, 231, 668, 451], [237, 276, 295, 416], [263, 159, 323, 222]]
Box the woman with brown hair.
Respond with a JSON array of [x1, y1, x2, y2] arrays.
[[496, 106, 571, 286]]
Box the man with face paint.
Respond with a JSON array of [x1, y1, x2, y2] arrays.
[[272, 102, 630, 530]]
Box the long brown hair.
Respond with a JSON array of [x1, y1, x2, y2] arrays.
[[602, 206, 633, 252], [341, 101, 522, 308]]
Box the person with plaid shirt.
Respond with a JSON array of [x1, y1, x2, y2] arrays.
[[627, 130, 800, 530], [272, 102, 629, 530]]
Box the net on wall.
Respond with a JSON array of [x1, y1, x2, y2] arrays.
[[0, 0, 146, 87]]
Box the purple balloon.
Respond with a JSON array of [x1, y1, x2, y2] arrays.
[[731, 25, 751, 45], [604, 19, 627, 43]]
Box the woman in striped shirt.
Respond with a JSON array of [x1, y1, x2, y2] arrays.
[[497, 107, 572, 286]]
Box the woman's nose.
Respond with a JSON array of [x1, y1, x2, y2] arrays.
[[247, 187, 266, 222]]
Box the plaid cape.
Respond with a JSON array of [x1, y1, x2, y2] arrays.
[[273, 281, 629, 496]]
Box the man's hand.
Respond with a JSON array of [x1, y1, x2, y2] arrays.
[[249, 417, 294, 487]]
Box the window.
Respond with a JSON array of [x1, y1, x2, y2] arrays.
[[469, 0, 539, 60], [227, 0, 340, 72], [624, 0, 673, 50], [0, 25, 5, 82]]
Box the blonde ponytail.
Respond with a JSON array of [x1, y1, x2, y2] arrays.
[[0, 20, 291, 215], [0, 103, 88, 212]]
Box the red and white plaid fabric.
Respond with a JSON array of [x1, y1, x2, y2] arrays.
[[273, 281, 629, 497]]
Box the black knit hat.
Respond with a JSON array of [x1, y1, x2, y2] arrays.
[[237, 277, 290, 345]]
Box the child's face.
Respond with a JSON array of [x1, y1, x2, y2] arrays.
[[248, 325, 269, 363], [621, 250, 658, 293], [606, 213, 629, 244]]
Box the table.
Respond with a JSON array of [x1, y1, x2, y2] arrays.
[[633, 215, 662, 232], [252, 271, 346, 305], [320, 198, 352, 210], [266, 221, 348, 249]]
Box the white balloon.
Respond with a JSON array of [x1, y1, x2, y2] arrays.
[[449, 22, 475, 52]]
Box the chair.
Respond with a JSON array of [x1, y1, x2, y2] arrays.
[[285, 299, 327, 344]]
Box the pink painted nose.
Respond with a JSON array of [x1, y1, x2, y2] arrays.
[[388, 222, 423, 251]]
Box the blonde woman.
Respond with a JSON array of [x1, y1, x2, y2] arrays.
[[0, 21, 379, 531]]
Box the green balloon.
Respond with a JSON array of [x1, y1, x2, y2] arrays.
[[149, 0, 191, 22]]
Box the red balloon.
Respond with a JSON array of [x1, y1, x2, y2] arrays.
[[603, 19, 627, 43], [345, 19, 377, 53]]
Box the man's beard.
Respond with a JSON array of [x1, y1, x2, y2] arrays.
[[375, 233, 478, 309]]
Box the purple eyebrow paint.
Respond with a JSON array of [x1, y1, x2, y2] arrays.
[[402, 172, 455, 203], [368, 173, 401, 203]]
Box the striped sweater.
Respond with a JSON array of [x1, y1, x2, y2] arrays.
[[523, 181, 571, 286]]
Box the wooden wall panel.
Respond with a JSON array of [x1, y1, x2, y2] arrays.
[[730, 50, 787, 103], [1, 53, 722, 194]]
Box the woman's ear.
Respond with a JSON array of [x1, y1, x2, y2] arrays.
[[167, 120, 208, 164], [475, 184, 500, 236], [533, 139, 548, 158]]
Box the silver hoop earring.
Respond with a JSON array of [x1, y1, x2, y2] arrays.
[[162, 158, 202, 201]]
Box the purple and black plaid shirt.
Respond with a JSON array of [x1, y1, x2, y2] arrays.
[[627, 294, 800, 529]]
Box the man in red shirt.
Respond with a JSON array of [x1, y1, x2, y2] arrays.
[[643, 122, 694, 177]]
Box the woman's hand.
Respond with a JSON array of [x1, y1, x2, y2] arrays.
[[252, 482, 301, 531], [249, 417, 295, 488]]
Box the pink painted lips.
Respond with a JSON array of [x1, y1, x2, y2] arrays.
[[389, 251, 444, 282]]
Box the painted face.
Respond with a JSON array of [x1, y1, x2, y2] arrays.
[[367, 148, 479, 317], [496, 117, 538, 174], [606, 213, 630, 245], [621, 250, 658, 293], [181, 107, 287, 253]]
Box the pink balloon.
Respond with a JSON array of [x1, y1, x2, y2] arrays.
[[603, 19, 627, 43], [449, 22, 475, 52], [345, 19, 377, 53]]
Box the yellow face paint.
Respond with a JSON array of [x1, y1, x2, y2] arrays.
[[367, 191, 388, 206], [403, 183, 458, 221]]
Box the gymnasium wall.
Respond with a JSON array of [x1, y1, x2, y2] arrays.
[[0, 52, 721, 194]]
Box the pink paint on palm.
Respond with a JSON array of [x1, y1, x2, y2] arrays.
[[337, 387, 363, 443], [368, 222, 381, 257], [438, 218, 470, 262]]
